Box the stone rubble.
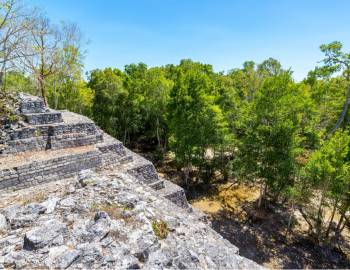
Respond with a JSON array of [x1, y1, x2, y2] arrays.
[[0, 169, 263, 269]]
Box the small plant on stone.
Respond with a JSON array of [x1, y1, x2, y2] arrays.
[[90, 201, 131, 221], [34, 129, 42, 137], [8, 114, 20, 124], [152, 219, 169, 239]]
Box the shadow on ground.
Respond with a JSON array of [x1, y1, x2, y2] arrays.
[[211, 205, 350, 269]]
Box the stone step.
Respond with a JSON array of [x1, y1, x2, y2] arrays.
[[124, 149, 160, 185], [1, 136, 49, 155], [2, 131, 104, 156], [100, 152, 133, 167], [158, 178, 189, 208], [49, 133, 103, 150], [18, 93, 46, 114], [118, 149, 189, 208], [0, 147, 101, 191], [24, 110, 63, 125], [96, 134, 133, 167], [149, 179, 165, 190], [6, 119, 99, 142], [96, 134, 126, 156], [0, 136, 134, 191], [2, 113, 103, 155]]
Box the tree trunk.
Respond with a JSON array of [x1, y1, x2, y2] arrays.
[[325, 198, 338, 239], [258, 182, 266, 208], [183, 164, 190, 192], [287, 202, 295, 234], [340, 215, 349, 234], [156, 117, 161, 148], [54, 80, 58, 109], [0, 71, 3, 92], [38, 76, 48, 106], [315, 190, 326, 240], [336, 206, 347, 233], [330, 84, 350, 133], [298, 206, 314, 233], [123, 129, 127, 145]]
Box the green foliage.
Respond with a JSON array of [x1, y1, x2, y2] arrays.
[[235, 72, 314, 199], [309, 77, 347, 133], [167, 60, 233, 183], [47, 78, 94, 117], [86, 43, 350, 242], [89, 68, 127, 138], [88, 64, 173, 146], [306, 131, 350, 193], [301, 131, 350, 240], [0, 92, 19, 126], [3, 71, 36, 94]]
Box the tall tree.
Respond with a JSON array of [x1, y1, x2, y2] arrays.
[[168, 60, 231, 187], [235, 72, 314, 207], [317, 41, 350, 133], [0, 0, 34, 90], [19, 14, 83, 105], [303, 131, 350, 242]]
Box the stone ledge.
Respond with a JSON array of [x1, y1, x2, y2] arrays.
[[158, 178, 189, 208], [0, 150, 102, 191], [24, 110, 63, 125], [18, 93, 46, 114]]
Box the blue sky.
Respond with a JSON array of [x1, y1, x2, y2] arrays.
[[30, 0, 350, 80]]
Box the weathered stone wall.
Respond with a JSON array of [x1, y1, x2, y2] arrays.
[[0, 150, 102, 191], [18, 93, 46, 114], [0, 132, 186, 207], [48, 133, 103, 150], [0, 93, 190, 209], [2, 118, 103, 155], [24, 111, 63, 125]]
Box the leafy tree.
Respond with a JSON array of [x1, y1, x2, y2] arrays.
[[303, 131, 350, 242], [2, 70, 35, 93], [308, 77, 348, 134], [235, 72, 314, 207], [45, 38, 93, 116], [168, 60, 232, 187], [257, 57, 284, 77], [88, 68, 131, 141], [140, 67, 173, 149], [228, 61, 261, 101], [0, 0, 34, 90], [19, 14, 84, 105], [316, 41, 350, 132]]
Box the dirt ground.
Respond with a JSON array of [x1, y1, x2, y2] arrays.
[[190, 183, 350, 269]]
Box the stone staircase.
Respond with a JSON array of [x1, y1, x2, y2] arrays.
[[0, 93, 188, 208]]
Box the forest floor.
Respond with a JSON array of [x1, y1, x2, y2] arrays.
[[133, 145, 350, 269], [190, 183, 350, 269]]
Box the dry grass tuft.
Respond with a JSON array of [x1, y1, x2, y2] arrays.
[[89, 201, 137, 224], [20, 191, 48, 205]]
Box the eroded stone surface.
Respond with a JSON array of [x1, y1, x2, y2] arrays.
[[0, 168, 263, 269]]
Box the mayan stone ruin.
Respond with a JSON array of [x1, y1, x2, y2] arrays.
[[0, 93, 263, 269]]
